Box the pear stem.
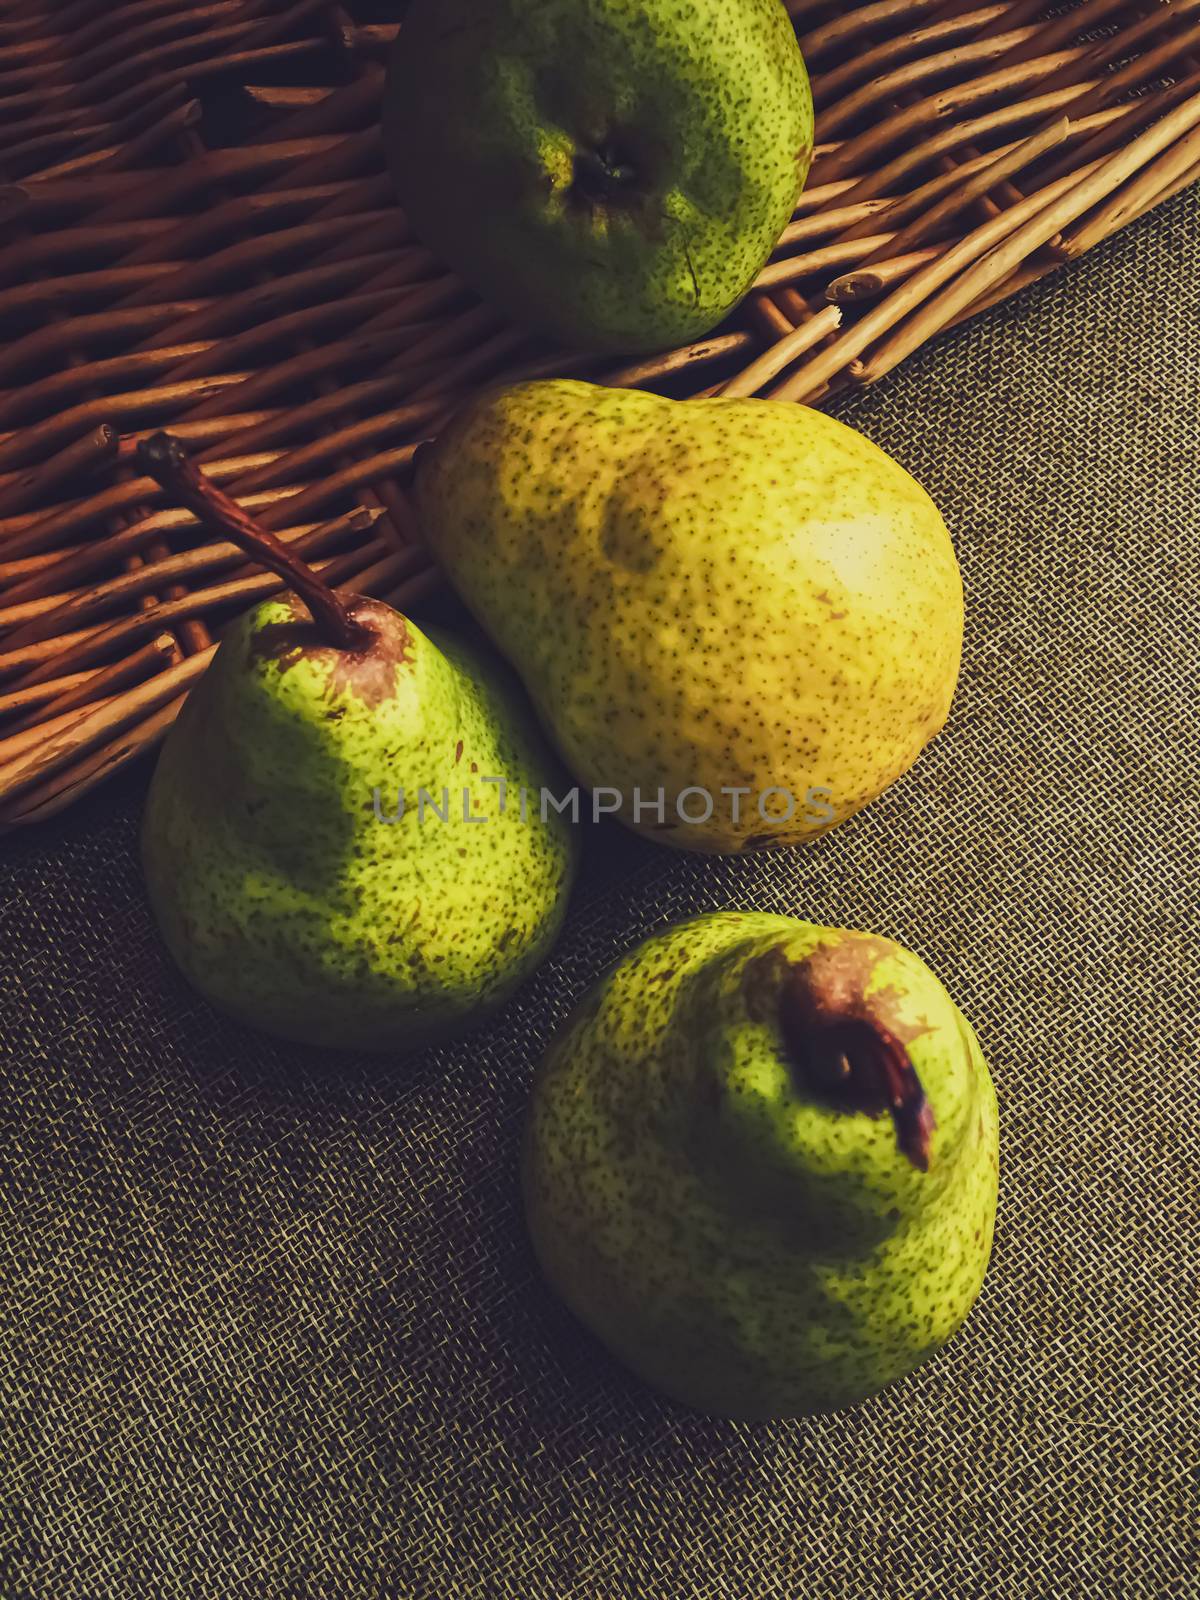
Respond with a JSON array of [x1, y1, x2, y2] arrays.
[[136, 431, 373, 652], [776, 965, 937, 1172]]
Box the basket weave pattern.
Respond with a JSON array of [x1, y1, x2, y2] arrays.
[[0, 0, 1196, 825]]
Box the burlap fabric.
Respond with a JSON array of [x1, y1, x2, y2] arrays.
[[2, 185, 1197, 1600]]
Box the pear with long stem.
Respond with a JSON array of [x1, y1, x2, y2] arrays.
[[137, 433, 577, 1053]]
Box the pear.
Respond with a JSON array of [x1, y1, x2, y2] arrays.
[[137, 435, 576, 1053], [523, 911, 999, 1419], [414, 380, 963, 853], [384, 0, 812, 352]]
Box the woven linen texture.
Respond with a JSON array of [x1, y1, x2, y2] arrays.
[[1, 183, 1197, 1600]]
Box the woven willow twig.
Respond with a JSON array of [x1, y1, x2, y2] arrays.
[[0, 0, 1196, 825]]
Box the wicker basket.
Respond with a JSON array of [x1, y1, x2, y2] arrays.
[[0, 0, 1196, 826]]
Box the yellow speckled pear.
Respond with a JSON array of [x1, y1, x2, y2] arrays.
[[414, 380, 964, 853]]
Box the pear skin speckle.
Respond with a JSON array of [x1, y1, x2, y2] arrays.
[[142, 595, 577, 1052], [384, 0, 813, 352], [416, 380, 964, 852], [522, 911, 999, 1420]]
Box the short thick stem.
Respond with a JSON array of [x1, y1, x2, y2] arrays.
[[776, 957, 936, 1171], [136, 432, 373, 653]]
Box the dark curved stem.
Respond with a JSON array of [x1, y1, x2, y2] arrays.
[[778, 970, 936, 1171], [136, 432, 372, 652]]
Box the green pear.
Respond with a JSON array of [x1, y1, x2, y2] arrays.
[[414, 380, 963, 853], [383, 0, 812, 352], [138, 435, 576, 1053], [523, 911, 999, 1419]]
